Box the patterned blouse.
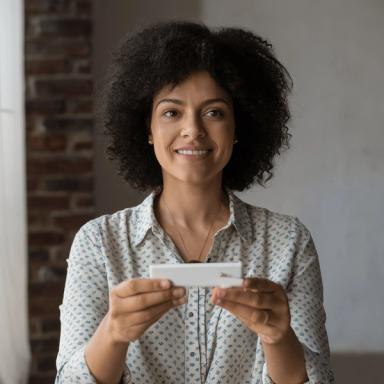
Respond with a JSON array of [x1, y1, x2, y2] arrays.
[[55, 185, 335, 384]]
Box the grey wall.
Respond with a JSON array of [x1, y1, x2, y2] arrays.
[[198, 0, 384, 353], [92, 0, 384, 376]]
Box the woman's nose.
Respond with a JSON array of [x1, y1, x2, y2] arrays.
[[180, 113, 206, 138]]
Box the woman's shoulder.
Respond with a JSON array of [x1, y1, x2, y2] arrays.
[[232, 192, 297, 230], [232, 193, 310, 244], [74, 202, 148, 249]]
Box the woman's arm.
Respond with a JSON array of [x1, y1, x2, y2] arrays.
[[55, 220, 132, 384], [262, 326, 309, 384], [84, 312, 129, 384], [262, 217, 335, 384]]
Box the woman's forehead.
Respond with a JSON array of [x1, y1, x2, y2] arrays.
[[153, 72, 231, 105]]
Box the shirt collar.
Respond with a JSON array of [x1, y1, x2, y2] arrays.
[[131, 185, 253, 248]]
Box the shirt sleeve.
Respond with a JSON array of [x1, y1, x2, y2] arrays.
[[262, 217, 336, 384], [55, 220, 132, 384]]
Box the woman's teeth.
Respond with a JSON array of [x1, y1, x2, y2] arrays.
[[177, 150, 209, 155]]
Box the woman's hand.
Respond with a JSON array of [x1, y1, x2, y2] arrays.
[[211, 277, 291, 345], [106, 278, 186, 345]]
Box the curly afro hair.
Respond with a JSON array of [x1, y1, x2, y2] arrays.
[[96, 19, 294, 196]]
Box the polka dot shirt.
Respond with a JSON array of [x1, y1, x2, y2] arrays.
[[55, 185, 335, 383]]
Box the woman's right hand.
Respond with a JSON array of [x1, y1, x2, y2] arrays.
[[106, 278, 186, 344]]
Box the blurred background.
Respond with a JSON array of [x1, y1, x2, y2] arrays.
[[0, 0, 383, 383]]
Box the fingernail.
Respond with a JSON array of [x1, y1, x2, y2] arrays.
[[161, 280, 170, 288]]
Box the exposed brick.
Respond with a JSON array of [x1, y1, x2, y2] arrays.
[[43, 118, 92, 132], [29, 282, 65, 298], [38, 265, 67, 282], [27, 178, 39, 192], [29, 250, 49, 262], [53, 214, 94, 229], [28, 134, 67, 150], [66, 99, 92, 113], [28, 195, 70, 210], [35, 79, 92, 97], [29, 319, 38, 336], [28, 374, 57, 384], [77, 60, 91, 74], [29, 298, 61, 317], [30, 337, 60, 353], [25, 39, 91, 57], [29, 232, 65, 246], [25, 59, 72, 75], [74, 195, 94, 207], [26, 99, 65, 114], [27, 157, 92, 174], [26, 0, 94, 379], [40, 317, 61, 333], [52, 243, 72, 264], [30, 262, 44, 284], [76, 0, 92, 14], [28, 213, 40, 225], [25, 0, 69, 13], [43, 177, 93, 191], [74, 141, 92, 150], [36, 356, 57, 371], [26, 116, 38, 133], [40, 19, 92, 37], [25, 18, 39, 37]]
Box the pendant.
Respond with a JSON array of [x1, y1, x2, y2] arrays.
[[187, 260, 202, 263]]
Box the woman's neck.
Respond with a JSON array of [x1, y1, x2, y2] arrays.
[[154, 181, 230, 233]]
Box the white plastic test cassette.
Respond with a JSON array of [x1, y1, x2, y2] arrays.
[[149, 261, 243, 288]]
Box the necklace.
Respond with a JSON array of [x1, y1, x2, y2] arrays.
[[161, 193, 222, 263]]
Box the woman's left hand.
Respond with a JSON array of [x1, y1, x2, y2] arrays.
[[211, 277, 291, 345]]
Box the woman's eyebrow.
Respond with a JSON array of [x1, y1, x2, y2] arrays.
[[155, 98, 229, 110]]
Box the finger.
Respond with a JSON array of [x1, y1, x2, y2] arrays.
[[216, 298, 273, 327], [212, 289, 276, 310], [117, 285, 186, 312], [126, 294, 186, 326], [235, 311, 274, 333], [211, 286, 247, 301], [129, 301, 182, 335], [242, 277, 281, 293], [113, 278, 173, 298]]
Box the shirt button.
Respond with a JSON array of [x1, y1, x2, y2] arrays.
[[188, 312, 193, 317], [207, 258, 211, 263], [190, 352, 195, 357]]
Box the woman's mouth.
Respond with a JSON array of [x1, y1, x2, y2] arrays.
[[175, 149, 213, 162]]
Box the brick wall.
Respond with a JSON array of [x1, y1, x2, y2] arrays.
[[25, 1, 94, 382]]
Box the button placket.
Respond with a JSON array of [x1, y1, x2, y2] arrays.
[[184, 287, 201, 383], [198, 286, 207, 380]]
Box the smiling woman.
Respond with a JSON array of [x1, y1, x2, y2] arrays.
[[96, 19, 293, 195], [56, 20, 335, 384], [149, 70, 235, 180]]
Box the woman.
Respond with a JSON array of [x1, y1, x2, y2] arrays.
[[55, 20, 335, 384]]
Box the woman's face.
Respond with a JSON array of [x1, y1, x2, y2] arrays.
[[149, 70, 236, 186]]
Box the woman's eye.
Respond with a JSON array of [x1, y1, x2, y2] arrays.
[[163, 110, 178, 117], [206, 109, 223, 117], [163, 109, 223, 117]]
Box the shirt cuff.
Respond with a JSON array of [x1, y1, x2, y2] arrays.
[[262, 360, 310, 384], [300, 343, 335, 383], [261, 343, 335, 384], [120, 362, 132, 384], [56, 343, 132, 384]]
